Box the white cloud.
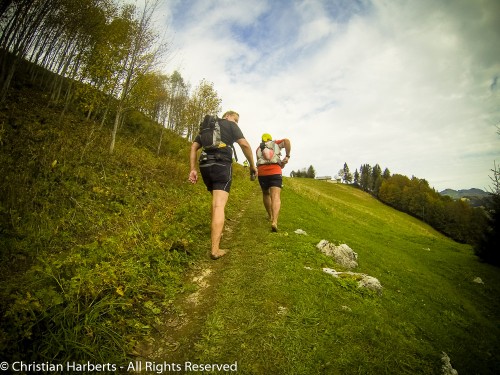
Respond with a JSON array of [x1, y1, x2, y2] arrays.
[[160, 0, 500, 191]]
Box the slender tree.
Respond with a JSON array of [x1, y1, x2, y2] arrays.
[[359, 164, 372, 191], [110, 0, 168, 154], [157, 71, 189, 155], [0, 0, 53, 102], [372, 164, 383, 196], [353, 168, 359, 186], [0, 0, 13, 18], [183, 79, 221, 142], [382, 167, 391, 180]]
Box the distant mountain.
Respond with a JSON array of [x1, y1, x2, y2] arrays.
[[439, 188, 489, 199], [440, 188, 491, 207]]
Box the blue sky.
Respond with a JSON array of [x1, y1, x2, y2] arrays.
[[156, 0, 500, 191]]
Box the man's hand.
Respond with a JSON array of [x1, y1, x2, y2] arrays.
[[189, 170, 198, 184]]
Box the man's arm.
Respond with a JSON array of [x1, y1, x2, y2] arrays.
[[235, 138, 257, 175], [280, 138, 291, 167], [189, 141, 201, 183]]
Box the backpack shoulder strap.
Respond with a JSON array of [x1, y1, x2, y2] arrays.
[[231, 143, 238, 162]]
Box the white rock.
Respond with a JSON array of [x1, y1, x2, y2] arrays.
[[316, 240, 329, 249], [441, 352, 458, 375], [322, 267, 338, 277], [322, 269, 383, 294], [357, 275, 383, 293], [317, 240, 358, 269], [473, 277, 484, 284]]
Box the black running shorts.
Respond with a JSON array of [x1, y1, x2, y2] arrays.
[[258, 174, 282, 190], [200, 162, 232, 192]]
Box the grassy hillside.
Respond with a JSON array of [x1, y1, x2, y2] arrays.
[[1, 84, 499, 373], [171, 179, 500, 374], [0, 84, 255, 363]]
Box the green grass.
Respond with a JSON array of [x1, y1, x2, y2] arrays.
[[1, 84, 499, 373], [190, 178, 500, 374], [0, 84, 255, 363]]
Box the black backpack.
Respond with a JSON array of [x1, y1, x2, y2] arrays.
[[199, 115, 225, 150], [198, 115, 238, 161]]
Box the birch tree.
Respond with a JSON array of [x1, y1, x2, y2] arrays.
[[164, 71, 188, 133], [109, 0, 168, 154], [0, 0, 53, 102], [155, 71, 189, 155], [75, 8, 132, 120], [183, 79, 221, 141]]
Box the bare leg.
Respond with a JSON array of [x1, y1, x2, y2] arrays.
[[270, 186, 281, 231], [262, 188, 272, 221], [211, 190, 229, 258]]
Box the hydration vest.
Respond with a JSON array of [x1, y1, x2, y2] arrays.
[[257, 140, 281, 165]]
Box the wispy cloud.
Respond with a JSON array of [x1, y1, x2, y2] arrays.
[[163, 0, 500, 190]]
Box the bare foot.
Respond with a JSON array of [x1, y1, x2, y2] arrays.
[[210, 249, 227, 260]]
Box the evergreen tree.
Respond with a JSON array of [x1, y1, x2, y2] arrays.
[[291, 167, 314, 178], [382, 168, 391, 179], [353, 169, 360, 186], [359, 164, 372, 191], [306, 165, 316, 179], [372, 164, 383, 196], [343, 162, 353, 184]]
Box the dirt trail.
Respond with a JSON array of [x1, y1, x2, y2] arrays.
[[134, 192, 258, 364]]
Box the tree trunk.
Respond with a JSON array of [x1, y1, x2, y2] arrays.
[[110, 103, 123, 154], [0, 55, 17, 103], [157, 123, 165, 156], [0, 0, 13, 19], [58, 80, 74, 125]]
